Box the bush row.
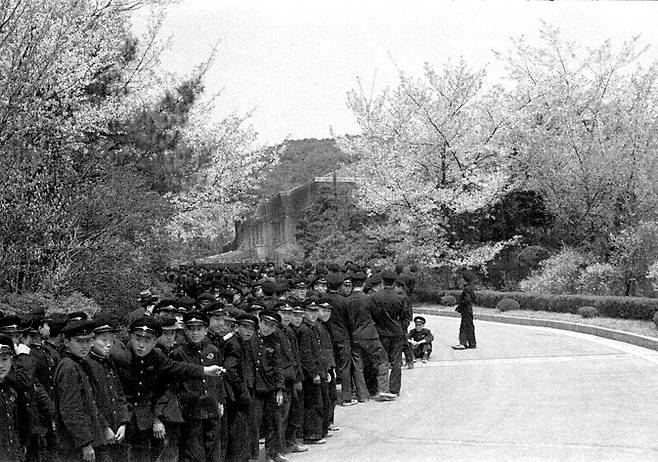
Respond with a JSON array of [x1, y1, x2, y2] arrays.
[[412, 287, 658, 320]]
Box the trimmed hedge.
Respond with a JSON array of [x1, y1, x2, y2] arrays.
[[496, 298, 520, 312], [413, 288, 658, 321], [439, 295, 457, 306], [577, 306, 599, 318]]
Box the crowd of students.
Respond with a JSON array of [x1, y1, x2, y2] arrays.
[[0, 260, 446, 462]]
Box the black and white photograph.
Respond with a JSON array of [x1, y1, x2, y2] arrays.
[[2, 0, 658, 461]]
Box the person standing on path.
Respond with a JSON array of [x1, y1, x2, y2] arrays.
[[452, 270, 477, 350]]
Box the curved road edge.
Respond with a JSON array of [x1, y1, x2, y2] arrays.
[[415, 306, 658, 352]]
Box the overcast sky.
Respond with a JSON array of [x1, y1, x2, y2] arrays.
[[134, 0, 658, 146]]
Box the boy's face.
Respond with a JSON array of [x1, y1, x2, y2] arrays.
[[259, 318, 277, 337], [65, 336, 94, 358], [92, 332, 115, 357], [290, 312, 304, 327], [0, 353, 12, 380], [237, 323, 255, 340], [304, 310, 319, 324], [278, 311, 292, 326], [414, 321, 425, 331], [209, 315, 230, 335], [185, 325, 208, 345], [318, 307, 331, 322], [158, 330, 177, 349], [131, 332, 157, 357]]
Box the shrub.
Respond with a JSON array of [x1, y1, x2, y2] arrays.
[[577, 306, 599, 318], [411, 288, 445, 304], [519, 248, 588, 294], [448, 288, 658, 320], [57, 292, 102, 317], [578, 263, 624, 296], [0, 292, 60, 316], [496, 297, 520, 312], [653, 310, 658, 329], [439, 295, 457, 306]]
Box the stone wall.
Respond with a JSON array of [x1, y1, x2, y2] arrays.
[[229, 175, 359, 261]]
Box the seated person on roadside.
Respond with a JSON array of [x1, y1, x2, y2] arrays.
[[408, 316, 434, 363]]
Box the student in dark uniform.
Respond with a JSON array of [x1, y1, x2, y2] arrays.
[[224, 313, 254, 462], [285, 303, 309, 453], [269, 302, 296, 458], [112, 317, 224, 462], [408, 316, 434, 362], [315, 300, 338, 434], [32, 314, 66, 402], [252, 310, 286, 462], [170, 312, 226, 462], [85, 316, 130, 462], [54, 320, 107, 462], [368, 270, 410, 395], [296, 301, 325, 445], [348, 272, 396, 402], [276, 302, 307, 454], [0, 335, 29, 462], [153, 315, 184, 462], [453, 270, 477, 350]]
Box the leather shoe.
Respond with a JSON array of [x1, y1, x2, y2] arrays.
[[373, 392, 396, 401], [304, 438, 326, 445], [291, 443, 308, 453], [451, 344, 467, 350]]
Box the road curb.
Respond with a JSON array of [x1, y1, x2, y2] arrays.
[[414, 306, 658, 352]]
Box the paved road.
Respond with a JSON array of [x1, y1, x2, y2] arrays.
[[289, 314, 658, 462]]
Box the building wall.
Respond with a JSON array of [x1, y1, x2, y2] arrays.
[[230, 176, 358, 261]]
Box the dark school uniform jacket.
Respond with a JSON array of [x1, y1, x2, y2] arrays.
[[15, 352, 54, 440], [170, 338, 225, 421], [112, 344, 206, 431], [31, 341, 61, 401], [348, 290, 380, 341], [369, 287, 408, 339], [314, 320, 335, 372], [0, 379, 29, 462], [54, 353, 106, 452], [322, 291, 352, 345], [281, 324, 304, 384], [222, 334, 251, 406], [295, 320, 322, 381], [456, 284, 476, 315], [272, 326, 298, 386], [252, 333, 284, 393], [153, 343, 184, 424], [86, 350, 130, 432], [408, 328, 434, 345]]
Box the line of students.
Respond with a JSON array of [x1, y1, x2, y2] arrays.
[[0, 260, 436, 462]]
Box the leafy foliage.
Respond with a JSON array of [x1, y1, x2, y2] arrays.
[[257, 138, 352, 198], [294, 184, 395, 265], [339, 59, 513, 268], [500, 25, 658, 254], [0, 1, 269, 311], [519, 248, 588, 294]]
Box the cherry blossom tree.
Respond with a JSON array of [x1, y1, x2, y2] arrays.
[[338, 59, 514, 267], [500, 24, 658, 253]]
